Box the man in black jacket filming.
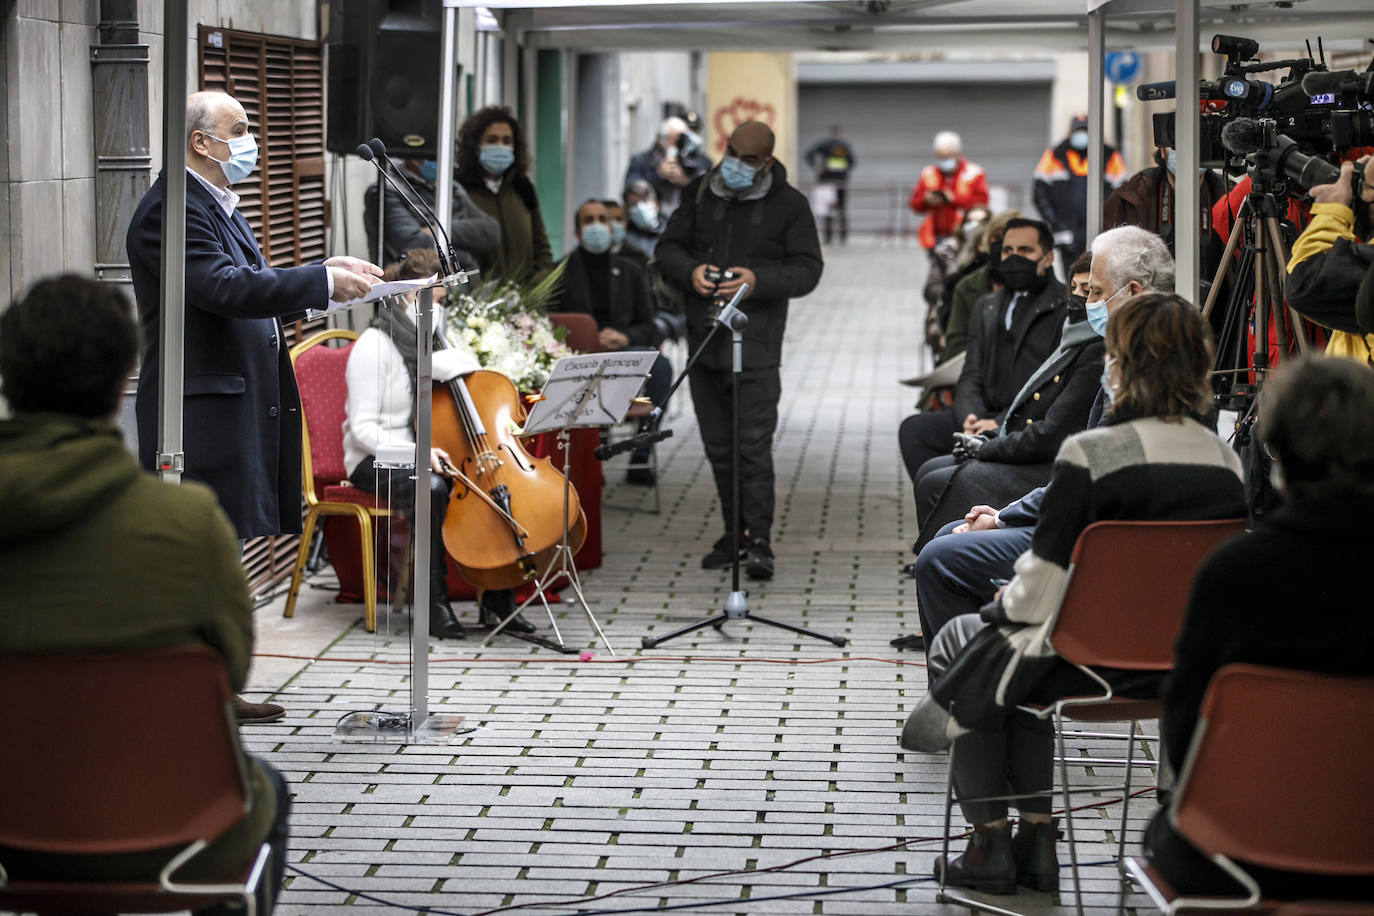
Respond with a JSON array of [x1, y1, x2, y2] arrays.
[[656, 121, 824, 580]]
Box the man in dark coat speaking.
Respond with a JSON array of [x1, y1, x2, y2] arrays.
[[656, 121, 823, 581], [128, 91, 380, 542]]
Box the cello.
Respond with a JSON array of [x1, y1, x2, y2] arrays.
[[429, 325, 586, 591]]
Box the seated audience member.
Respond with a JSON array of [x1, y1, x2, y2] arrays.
[[909, 251, 1101, 552], [900, 226, 1176, 654], [363, 156, 499, 268], [900, 293, 1245, 896], [623, 179, 664, 260], [0, 275, 290, 913], [1144, 355, 1374, 901], [941, 209, 1020, 360], [603, 198, 640, 268], [549, 199, 672, 485], [925, 205, 992, 360], [342, 248, 535, 635], [899, 218, 1066, 487]]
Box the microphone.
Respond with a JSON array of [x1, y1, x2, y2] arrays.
[[1301, 69, 1374, 98], [356, 142, 454, 278], [711, 282, 751, 331], [1221, 117, 1267, 156], [368, 139, 463, 283], [593, 428, 674, 461], [1135, 81, 1177, 101]]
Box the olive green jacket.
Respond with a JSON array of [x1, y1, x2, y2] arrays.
[[463, 173, 553, 285], [0, 412, 272, 881]]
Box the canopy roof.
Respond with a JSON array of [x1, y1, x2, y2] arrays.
[[474, 1, 1374, 53]]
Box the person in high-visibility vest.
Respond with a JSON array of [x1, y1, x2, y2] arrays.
[[1032, 114, 1128, 272]]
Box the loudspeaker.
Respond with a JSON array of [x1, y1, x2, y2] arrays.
[[326, 0, 441, 158]]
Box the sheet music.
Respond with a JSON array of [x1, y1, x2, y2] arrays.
[[307, 275, 439, 318]]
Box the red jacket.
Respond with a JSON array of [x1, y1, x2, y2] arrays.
[[909, 158, 988, 249]]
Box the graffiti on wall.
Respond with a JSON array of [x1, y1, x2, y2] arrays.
[[711, 97, 777, 153]]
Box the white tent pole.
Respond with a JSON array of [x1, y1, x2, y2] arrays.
[[1087, 6, 1105, 243], [1176, 0, 1201, 305], [157, 0, 188, 484]]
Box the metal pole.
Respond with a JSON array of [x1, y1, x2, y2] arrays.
[[411, 286, 434, 728], [157, 0, 188, 484], [435, 2, 460, 256], [1087, 7, 1105, 242], [1175, 0, 1201, 305]]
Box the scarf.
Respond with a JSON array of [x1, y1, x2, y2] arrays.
[[370, 300, 421, 425]]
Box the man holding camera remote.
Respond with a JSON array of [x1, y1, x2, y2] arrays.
[[657, 121, 824, 580]]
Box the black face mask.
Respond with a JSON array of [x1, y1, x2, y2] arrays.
[[1067, 293, 1087, 314], [999, 254, 1044, 292]]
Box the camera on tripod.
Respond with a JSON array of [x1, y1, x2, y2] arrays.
[[1139, 33, 1374, 194]]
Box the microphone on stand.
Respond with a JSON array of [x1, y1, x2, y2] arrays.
[[367, 138, 465, 286], [593, 428, 674, 461], [355, 142, 455, 279]]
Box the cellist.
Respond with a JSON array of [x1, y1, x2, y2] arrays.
[[342, 248, 537, 638]]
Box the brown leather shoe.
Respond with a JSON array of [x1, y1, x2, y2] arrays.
[[233, 695, 285, 723]]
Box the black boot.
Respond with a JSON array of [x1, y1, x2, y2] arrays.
[[1011, 818, 1060, 892], [429, 595, 466, 640], [933, 822, 1017, 894], [480, 588, 537, 634]]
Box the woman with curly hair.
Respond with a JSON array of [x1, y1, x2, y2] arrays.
[[456, 106, 552, 285]]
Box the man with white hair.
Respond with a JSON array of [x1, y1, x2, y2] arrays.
[[899, 226, 1175, 657], [127, 90, 382, 722], [909, 131, 989, 252], [624, 115, 711, 219]]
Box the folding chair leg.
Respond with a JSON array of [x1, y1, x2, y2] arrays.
[[1117, 720, 1138, 876], [283, 507, 319, 620], [355, 507, 377, 633], [1057, 707, 1087, 916]]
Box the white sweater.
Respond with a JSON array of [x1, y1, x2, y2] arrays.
[[342, 315, 480, 477]]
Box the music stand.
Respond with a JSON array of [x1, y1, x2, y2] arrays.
[[477, 351, 658, 656]]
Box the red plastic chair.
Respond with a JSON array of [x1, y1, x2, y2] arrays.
[[1125, 664, 1374, 914], [284, 329, 393, 632], [938, 518, 1247, 914], [0, 646, 274, 915]]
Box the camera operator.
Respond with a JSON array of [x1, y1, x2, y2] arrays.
[[625, 117, 711, 221], [1286, 156, 1374, 364], [1104, 147, 1228, 280], [655, 121, 824, 581]]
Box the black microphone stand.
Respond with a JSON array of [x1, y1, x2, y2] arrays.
[[641, 284, 846, 650], [368, 138, 465, 285]]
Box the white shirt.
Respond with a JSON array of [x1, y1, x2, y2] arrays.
[[187, 167, 240, 217], [341, 304, 480, 476]]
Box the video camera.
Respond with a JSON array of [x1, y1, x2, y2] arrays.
[[1138, 34, 1374, 196]]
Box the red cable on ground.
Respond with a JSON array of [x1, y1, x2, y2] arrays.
[[252, 651, 926, 667]]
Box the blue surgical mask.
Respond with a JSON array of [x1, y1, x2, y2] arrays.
[[1069, 129, 1089, 150], [206, 132, 258, 185], [720, 155, 758, 191], [610, 220, 626, 247], [630, 201, 659, 230], [1166, 149, 1177, 176], [936, 156, 959, 173], [479, 144, 514, 175], [580, 222, 612, 254], [1084, 287, 1126, 337], [418, 159, 438, 182]]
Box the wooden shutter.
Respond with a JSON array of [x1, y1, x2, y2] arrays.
[[199, 26, 329, 598]]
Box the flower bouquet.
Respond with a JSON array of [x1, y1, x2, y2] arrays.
[[442, 264, 577, 392]]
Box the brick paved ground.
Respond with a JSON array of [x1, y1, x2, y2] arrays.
[[242, 241, 1157, 915]]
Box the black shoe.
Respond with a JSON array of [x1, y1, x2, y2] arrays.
[[1011, 818, 1060, 892], [429, 598, 467, 640], [933, 822, 1017, 895], [480, 589, 537, 634], [902, 561, 918, 578], [745, 538, 774, 581], [889, 633, 925, 651], [702, 533, 746, 570], [625, 466, 657, 486]]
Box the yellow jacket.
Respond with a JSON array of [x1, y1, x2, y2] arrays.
[[1286, 202, 1374, 363]]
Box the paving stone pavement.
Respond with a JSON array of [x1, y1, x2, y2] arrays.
[[242, 241, 1158, 915]]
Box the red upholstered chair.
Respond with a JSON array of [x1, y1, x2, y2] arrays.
[[0, 646, 274, 916], [284, 329, 392, 632]]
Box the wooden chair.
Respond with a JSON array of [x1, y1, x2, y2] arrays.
[[1125, 664, 1374, 915], [284, 329, 392, 632], [937, 518, 1246, 914], [548, 311, 662, 513], [0, 646, 275, 916]]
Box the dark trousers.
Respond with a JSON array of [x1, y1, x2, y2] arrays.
[[899, 411, 959, 486], [927, 614, 1053, 825], [915, 520, 1034, 670], [689, 364, 781, 543], [913, 455, 959, 535], [349, 455, 451, 599], [196, 758, 291, 916]]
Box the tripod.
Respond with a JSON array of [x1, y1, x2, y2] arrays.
[[641, 290, 846, 650], [1203, 177, 1311, 418]]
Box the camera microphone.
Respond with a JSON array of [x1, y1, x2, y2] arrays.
[[1301, 69, 1374, 98], [1136, 81, 1177, 101], [1221, 117, 1266, 155]]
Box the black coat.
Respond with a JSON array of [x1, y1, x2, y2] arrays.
[[128, 174, 326, 538], [655, 162, 824, 371], [953, 279, 1068, 422], [551, 248, 663, 348], [978, 321, 1104, 464], [362, 173, 499, 269]]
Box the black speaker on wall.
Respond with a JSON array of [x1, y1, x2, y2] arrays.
[[326, 0, 442, 158]]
